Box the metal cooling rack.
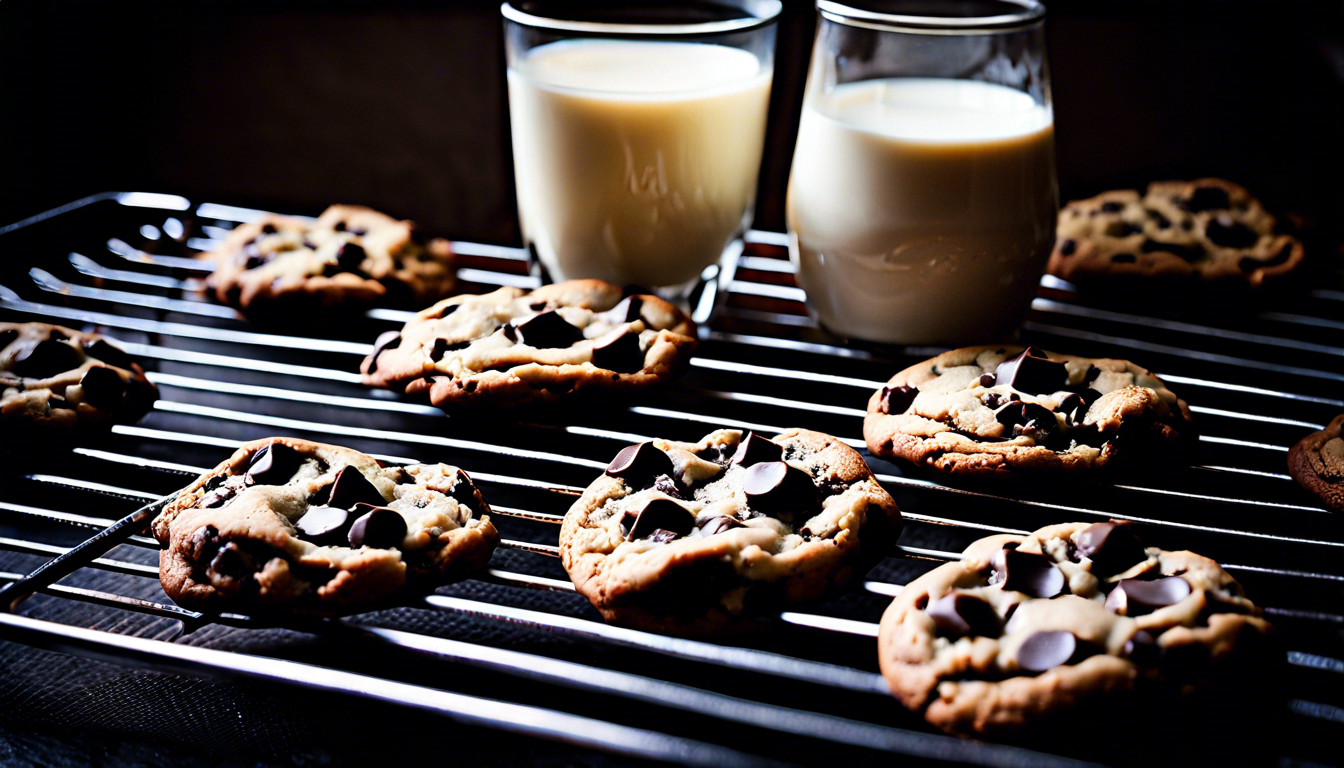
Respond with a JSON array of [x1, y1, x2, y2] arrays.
[[0, 192, 1340, 767]]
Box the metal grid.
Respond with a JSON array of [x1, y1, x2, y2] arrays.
[[0, 192, 1340, 767]]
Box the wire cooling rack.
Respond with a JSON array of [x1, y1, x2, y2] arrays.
[[0, 192, 1340, 767]]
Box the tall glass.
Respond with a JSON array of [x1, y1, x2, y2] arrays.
[[787, 0, 1057, 345], [503, 1, 781, 321]]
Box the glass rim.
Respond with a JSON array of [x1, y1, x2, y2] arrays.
[[816, 0, 1044, 34], [501, 1, 783, 36]]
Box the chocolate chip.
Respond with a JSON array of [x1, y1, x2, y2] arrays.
[[1084, 364, 1101, 384], [600, 296, 644, 324], [1018, 631, 1095, 672], [622, 497, 695, 542], [326, 466, 385, 510], [11, 338, 82, 379], [261, 223, 277, 235], [647, 529, 680, 544], [1124, 629, 1160, 666], [1056, 393, 1089, 425], [529, 302, 547, 311], [731, 432, 783, 467], [994, 400, 1058, 436], [695, 515, 745, 537], [198, 485, 237, 509], [1074, 521, 1147, 577], [590, 331, 644, 373], [652, 474, 683, 499], [366, 331, 401, 375], [742, 461, 818, 520], [994, 347, 1066, 395], [448, 469, 487, 516], [1111, 253, 1137, 263], [334, 242, 366, 272], [605, 442, 675, 488], [431, 338, 469, 361], [501, 323, 518, 342], [1141, 239, 1204, 262], [983, 392, 1008, 409], [1104, 221, 1141, 238], [1058, 239, 1077, 256], [1205, 217, 1259, 248], [348, 504, 408, 548], [242, 242, 266, 270], [295, 505, 352, 545], [880, 384, 919, 415], [83, 339, 134, 371], [1105, 576, 1191, 616], [516, 311, 584, 349], [79, 366, 126, 411], [245, 441, 304, 486], [334, 221, 347, 232], [990, 548, 1067, 598], [1100, 201, 1124, 213], [1183, 186, 1231, 212], [209, 541, 254, 579], [437, 303, 460, 319], [927, 592, 1001, 637]]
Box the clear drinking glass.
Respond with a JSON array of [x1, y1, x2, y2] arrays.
[[503, 1, 781, 321], [786, 0, 1058, 345]]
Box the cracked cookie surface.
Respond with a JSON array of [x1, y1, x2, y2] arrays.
[[153, 437, 499, 615], [1288, 413, 1344, 513], [878, 522, 1273, 738], [1048, 178, 1304, 287], [362, 280, 697, 409], [863, 345, 1195, 477], [201, 205, 455, 317], [560, 428, 901, 637], [1, 322, 157, 461]]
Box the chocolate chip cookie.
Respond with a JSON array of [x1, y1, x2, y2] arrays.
[[1287, 413, 1344, 513], [863, 345, 1195, 477], [201, 205, 456, 318], [1, 322, 157, 461], [1049, 178, 1304, 287], [559, 429, 902, 637], [878, 522, 1273, 739], [153, 438, 499, 615], [362, 280, 698, 409]]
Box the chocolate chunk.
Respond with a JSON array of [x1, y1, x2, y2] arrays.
[[1058, 239, 1077, 256], [1074, 521, 1147, 577], [448, 469, 487, 516], [994, 347, 1066, 395], [1018, 631, 1094, 672], [622, 497, 695, 542], [1056, 393, 1089, 425], [731, 432, 783, 467], [927, 592, 1001, 637], [742, 461, 818, 519], [1100, 201, 1124, 213], [437, 303, 460, 319], [245, 442, 304, 486], [990, 548, 1067, 598], [209, 542, 254, 579], [295, 506, 352, 545], [1104, 221, 1141, 238], [431, 338, 470, 361], [367, 331, 401, 375], [880, 384, 919, 415], [1105, 576, 1192, 616], [516, 310, 584, 349], [501, 323, 518, 342], [79, 366, 126, 411], [695, 515, 745, 537], [334, 242, 367, 272], [994, 401, 1058, 436], [605, 442, 675, 489], [348, 504, 408, 548], [601, 296, 644, 324], [83, 339, 134, 371], [1124, 629, 1159, 666], [326, 466, 385, 510], [1183, 186, 1231, 212], [1141, 239, 1204, 262], [1111, 253, 1137, 264], [11, 338, 82, 379], [591, 331, 644, 373], [1205, 217, 1258, 248]]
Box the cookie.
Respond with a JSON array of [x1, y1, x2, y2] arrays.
[[0, 322, 157, 461], [201, 205, 455, 317], [863, 345, 1195, 477], [153, 437, 499, 615], [878, 521, 1273, 739], [1287, 413, 1344, 513], [362, 280, 698, 409], [559, 429, 902, 637], [1049, 178, 1304, 287]]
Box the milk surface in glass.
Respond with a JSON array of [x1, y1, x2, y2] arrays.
[[787, 77, 1057, 344], [508, 40, 772, 288]]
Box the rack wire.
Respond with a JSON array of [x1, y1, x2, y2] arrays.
[[0, 192, 1340, 766]]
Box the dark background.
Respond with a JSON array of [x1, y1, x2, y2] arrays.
[[4, 0, 1344, 238]]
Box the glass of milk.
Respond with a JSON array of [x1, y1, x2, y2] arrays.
[[787, 0, 1058, 345], [502, 1, 781, 321]]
